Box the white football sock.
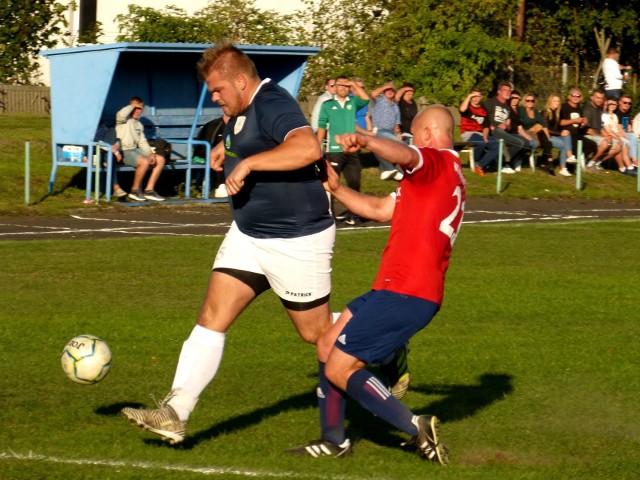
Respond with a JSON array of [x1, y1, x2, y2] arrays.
[[168, 325, 225, 420]]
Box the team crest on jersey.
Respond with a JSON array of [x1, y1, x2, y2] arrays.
[[234, 116, 246, 134]]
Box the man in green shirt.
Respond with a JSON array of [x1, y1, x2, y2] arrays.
[[317, 76, 369, 224]]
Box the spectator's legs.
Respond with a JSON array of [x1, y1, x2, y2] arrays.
[[604, 89, 622, 100], [536, 131, 553, 158], [464, 133, 500, 171], [463, 133, 487, 167], [550, 136, 567, 167], [492, 129, 527, 168], [341, 152, 362, 192], [561, 135, 573, 162], [625, 133, 638, 165], [145, 155, 166, 192], [132, 156, 150, 192], [374, 130, 401, 178]]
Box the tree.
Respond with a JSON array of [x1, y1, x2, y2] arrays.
[[297, 0, 525, 105], [0, 0, 67, 84], [111, 0, 640, 103], [116, 1, 296, 45], [523, 0, 640, 92]]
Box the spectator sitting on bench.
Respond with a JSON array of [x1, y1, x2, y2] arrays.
[[458, 87, 500, 175], [115, 97, 166, 202]]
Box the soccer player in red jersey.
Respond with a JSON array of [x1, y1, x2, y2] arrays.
[[288, 105, 465, 463]]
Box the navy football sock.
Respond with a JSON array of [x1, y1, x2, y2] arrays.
[[346, 368, 417, 435], [318, 362, 347, 445]]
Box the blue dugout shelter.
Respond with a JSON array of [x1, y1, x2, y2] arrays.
[[41, 42, 320, 202]]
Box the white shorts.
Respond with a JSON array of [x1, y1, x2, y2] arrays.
[[213, 222, 335, 303]]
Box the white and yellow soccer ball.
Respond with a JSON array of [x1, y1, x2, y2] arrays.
[[61, 335, 112, 384]]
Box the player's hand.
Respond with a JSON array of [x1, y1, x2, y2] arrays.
[[322, 158, 341, 193], [335, 133, 366, 153], [210, 142, 224, 171], [225, 162, 251, 195]]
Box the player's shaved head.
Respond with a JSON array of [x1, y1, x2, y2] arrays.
[[411, 105, 454, 149]]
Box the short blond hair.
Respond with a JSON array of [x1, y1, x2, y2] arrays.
[[197, 41, 258, 81]]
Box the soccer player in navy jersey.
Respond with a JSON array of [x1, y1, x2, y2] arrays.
[[288, 106, 465, 463], [121, 42, 335, 444]]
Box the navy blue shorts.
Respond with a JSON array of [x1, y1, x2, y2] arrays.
[[336, 289, 439, 365]]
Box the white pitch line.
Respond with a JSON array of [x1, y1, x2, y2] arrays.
[[70, 214, 231, 228], [463, 215, 598, 224], [0, 228, 218, 237], [0, 450, 372, 480]]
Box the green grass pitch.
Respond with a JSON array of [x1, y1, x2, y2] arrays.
[[1, 220, 639, 479]]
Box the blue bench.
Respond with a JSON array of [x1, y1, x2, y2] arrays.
[[41, 42, 320, 203], [103, 113, 215, 202]]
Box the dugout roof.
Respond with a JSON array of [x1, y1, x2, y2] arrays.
[[40, 42, 320, 147]]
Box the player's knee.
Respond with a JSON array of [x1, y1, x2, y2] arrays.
[[323, 360, 347, 388], [298, 327, 322, 344], [316, 331, 334, 361]]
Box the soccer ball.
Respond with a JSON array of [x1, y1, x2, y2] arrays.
[[61, 335, 111, 384]]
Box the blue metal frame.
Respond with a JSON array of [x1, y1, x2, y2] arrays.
[[40, 42, 320, 202]]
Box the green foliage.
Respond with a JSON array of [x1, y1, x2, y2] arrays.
[[0, 0, 67, 84], [115, 1, 296, 45], [108, 0, 640, 104]]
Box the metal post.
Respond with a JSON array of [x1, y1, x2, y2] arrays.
[[25, 142, 30, 205], [576, 140, 583, 191], [497, 139, 504, 193], [94, 145, 100, 204]]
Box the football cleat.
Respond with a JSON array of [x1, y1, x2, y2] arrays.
[[390, 372, 411, 400], [121, 391, 186, 445], [286, 438, 352, 458], [403, 415, 448, 464], [380, 343, 410, 400]]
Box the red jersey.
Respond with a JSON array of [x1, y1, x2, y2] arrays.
[[372, 147, 466, 305], [459, 104, 489, 134]]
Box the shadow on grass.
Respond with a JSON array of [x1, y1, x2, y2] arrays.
[[96, 402, 146, 416], [150, 390, 319, 450], [411, 372, 514, 422], [343, 372, 514, 449], [498, 181, 512, 193], [103, 373, 512, 450]]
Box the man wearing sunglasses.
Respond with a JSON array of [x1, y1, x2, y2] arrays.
[[559, 88, 600, 169], [615, 94, 638, 167]]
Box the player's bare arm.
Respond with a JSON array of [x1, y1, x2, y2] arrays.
[[225, 127, 322, 194], [336, 132, 419, 169], [323, 158, 395, 223]]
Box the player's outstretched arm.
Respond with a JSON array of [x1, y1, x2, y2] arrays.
[[336, 132, 420, 170], [323, 158, 395, 223]]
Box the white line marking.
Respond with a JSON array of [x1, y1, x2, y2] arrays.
[[70, 214, 231, 228], [0, 450, 367, 480]]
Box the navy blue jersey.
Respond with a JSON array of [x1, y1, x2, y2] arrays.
[[223, 80, 333, 239]]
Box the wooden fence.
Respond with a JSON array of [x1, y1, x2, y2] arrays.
[[0, 84, 51, 114]]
